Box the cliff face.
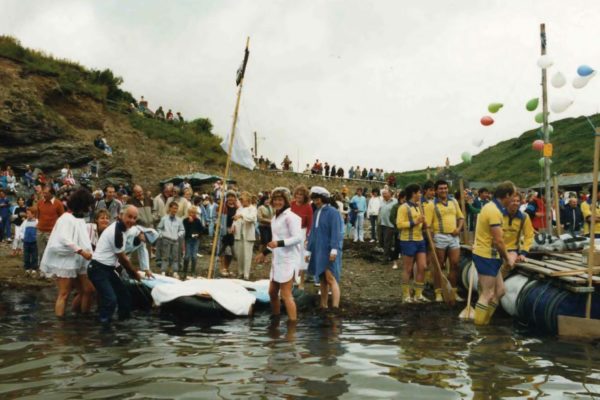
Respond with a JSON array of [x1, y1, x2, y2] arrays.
[[0, 58, 93, 172]]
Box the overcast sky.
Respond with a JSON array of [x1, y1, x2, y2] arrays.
[[2, 0, 600, 173]]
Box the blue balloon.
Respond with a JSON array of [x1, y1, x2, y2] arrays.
[[577, 65, 594, 77]]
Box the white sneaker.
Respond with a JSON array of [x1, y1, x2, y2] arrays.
[[369, 239, 376, 243], [353, 239, 358, 243], [403, 296, 413, 304], [414, 295, 431, 303], [173, 272, 180, 279], [392, 263, 398, 270], [161, 272, 166, 276], [196, 253, 203, 258], [455, 292, 465, 302]]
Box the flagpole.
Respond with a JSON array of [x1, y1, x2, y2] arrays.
[[207, 36, 250, 279]]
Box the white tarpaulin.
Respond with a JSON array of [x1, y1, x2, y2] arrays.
[[150, 278, 256, 316], [220, 127, 256, 170]]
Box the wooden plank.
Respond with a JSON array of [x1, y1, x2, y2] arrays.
[[550, 267, 600, 277], [558, 315, 600, 339], [516, 263, 583, 283], [525, 258, 600, 284], [520, 260, 587, 284]]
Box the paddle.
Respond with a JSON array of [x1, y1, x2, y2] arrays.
[[558, 125, 600, 339], [459, 262, 475, 320], [420, 204, 456, 306]]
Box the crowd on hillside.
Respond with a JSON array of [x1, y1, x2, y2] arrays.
[[130, 95, 185, 123]]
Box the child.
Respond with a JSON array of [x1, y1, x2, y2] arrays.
[[183, 207, 204, 278], [21, 207, 38, 275], [11, 197, 27, 256], [157, 202, 185, 278]]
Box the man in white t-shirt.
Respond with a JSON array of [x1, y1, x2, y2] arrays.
[[88, 205, 143, 323]]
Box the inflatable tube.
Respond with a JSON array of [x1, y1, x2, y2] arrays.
[[458, 259, 478, 294], [500, 274, 529, 316]]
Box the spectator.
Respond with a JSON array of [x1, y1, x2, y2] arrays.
[[367, 188, 382, 243], [129, 184, 153, 228], [166, 109, 174, 121], [0, 189, 11, 242], [11, 197, 27, 256], [157, 202, 185, 278], [183, 207, 204, 278], [257, 195, 274, 256], [337, 167, 344, 178], [233, 191, 257, 280], [36, 185, 65, 273], [139, 96, 148, 112], [561, 197, 584, 236], [24, 166, 34, 187], [155, 106, 165, 120], [21, 207, 38, 274], [176, 112, 184, 123], [96, 185, 123, 222], [350, 188, 367, 242]]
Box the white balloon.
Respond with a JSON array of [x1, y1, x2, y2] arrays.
[[572, 71, 596, 89], [537, 55, 553, 69], [472, 138, 484, 148], [550, 97, 573, 113], [551, 71, 566, 88]]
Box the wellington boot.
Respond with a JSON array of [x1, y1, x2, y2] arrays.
[[484, 301, 498, 324], [474, 302, 489, 325], [434, 288, 443, 303], [414, 281, 425, 299], [401, 284, 411, 300]]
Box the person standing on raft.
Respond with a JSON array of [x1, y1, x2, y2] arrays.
[[255, 187, 303, 321], [501, 192, 534, 277], [472, 182, 516, 326], [306, 186, 343, 312]]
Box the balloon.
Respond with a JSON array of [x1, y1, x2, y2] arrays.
[[551, 71, 566, 88], [546, 124, 554, 135], [532, 140, 545, 151], [534, 112, 548, 124], [472, 138, 484, 148], [550, 97, 573, 113], [488, 103, 503, 113], [577, 65, 594, 77], [537, 55, 553, 69], [573, 71, 596, 89], [539, 157, 552, 168], [526, 98, 539, 112], [461, 152, 472, 163], [480, 116, 494, 126]]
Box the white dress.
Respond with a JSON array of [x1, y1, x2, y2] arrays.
[[269, 208, 303, 283], [40, 213, 92, 278]]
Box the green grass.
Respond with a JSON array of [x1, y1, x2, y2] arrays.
[[128, 114, 225, 166], [0, 35, 132, 103], [392, 114, 600, 188]]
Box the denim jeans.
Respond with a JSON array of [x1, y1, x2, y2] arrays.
[[369, 215, 378, 241], [23, 241, 37, 270], [88, 260, 132, 323], [353, 212, 365, 241], [183, 238, 199, 276], [0, 213, 10, 241]]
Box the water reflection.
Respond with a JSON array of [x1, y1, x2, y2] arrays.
[[0, 288, 599, 399]]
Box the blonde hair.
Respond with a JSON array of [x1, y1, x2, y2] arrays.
[[239, 191, 252, 203], [293, 185, 309, 204]]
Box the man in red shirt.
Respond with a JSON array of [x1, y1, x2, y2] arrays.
[[36, 185, 64, 269]]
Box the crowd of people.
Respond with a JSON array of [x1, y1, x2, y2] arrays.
[[131, 95, 185, 123], [1, 161, 598, 326]]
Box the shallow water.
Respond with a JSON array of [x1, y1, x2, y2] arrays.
[[1, 289, 599, 399]]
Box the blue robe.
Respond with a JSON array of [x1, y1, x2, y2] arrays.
[[307, 205, 343, 282]]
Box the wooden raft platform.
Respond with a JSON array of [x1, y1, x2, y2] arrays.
[[516, 252, 600, 293]]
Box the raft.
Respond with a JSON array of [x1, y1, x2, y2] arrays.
[[124, 275, 313, 320], [459, 248, 600, 335]]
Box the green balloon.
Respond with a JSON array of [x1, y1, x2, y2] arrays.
[[461, 152, 472, 163], [488, 103, 504, 113], [526, 98, 539, 112], [546, 124, 554, 135], [534, 112, 548, 124], [538, 157, 552, 168]]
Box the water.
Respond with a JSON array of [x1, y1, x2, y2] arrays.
[[1, 289, 600, 399]]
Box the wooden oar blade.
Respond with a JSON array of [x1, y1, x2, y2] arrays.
[[458, 305, 475, 320], [558, 315, 600, 339], [442, 281, 456, 306]]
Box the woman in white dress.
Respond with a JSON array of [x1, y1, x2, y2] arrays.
[[40, 189, 95, 317], [255, 187, 303, 321]]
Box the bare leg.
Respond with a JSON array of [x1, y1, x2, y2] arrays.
[[268, 280, 281, 315], [325, 269, 340, 308], [299, 270, 305, 290], [447, 247, 460, 287], [415, 253, 427, 282], [280, 279, 297, 321], [433, 248, 446, 289], [77, 274, 96, 314], [55, 278, 73, 317], [320, 274, 329, 308]]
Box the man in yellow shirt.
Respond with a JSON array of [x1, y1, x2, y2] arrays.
[[425, 180, 465, 301], [472, 181, 516, 325], [396, 184, 428, 303], [502, 192, 534, 276], [581, 184, 600, 238]]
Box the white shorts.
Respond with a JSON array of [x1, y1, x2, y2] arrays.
[[433, 233, 460, 250]]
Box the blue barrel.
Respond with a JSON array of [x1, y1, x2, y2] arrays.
[[515, 280, 600, 334]]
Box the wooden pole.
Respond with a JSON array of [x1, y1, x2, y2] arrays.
[[254, 131, 258, 158], [585, 128, 600, 319], [540, 23, 553, 235], [207, 37, 250, 279], [553, 174, 562, 236], [459, 178, 468, 244]]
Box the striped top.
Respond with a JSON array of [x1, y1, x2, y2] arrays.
[[396, 202, 424, 242]]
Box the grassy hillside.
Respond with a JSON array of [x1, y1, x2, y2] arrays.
[[393, 114, 600, 188]]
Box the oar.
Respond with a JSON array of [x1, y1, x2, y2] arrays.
[[558, 125, 600, 339], [420, 204, 456, 306], [459, 262, 475, 319]]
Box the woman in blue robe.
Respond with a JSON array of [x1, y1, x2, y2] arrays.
[[307, 187, 343, 311]]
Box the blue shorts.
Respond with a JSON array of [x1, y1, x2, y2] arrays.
[[400, 240, 427, 257], [473, 254, 502, 277]]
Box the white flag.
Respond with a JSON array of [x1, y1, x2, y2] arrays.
[[220, 128, 256, 170]]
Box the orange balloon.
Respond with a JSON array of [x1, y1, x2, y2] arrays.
[[480, 116, 494, 126]]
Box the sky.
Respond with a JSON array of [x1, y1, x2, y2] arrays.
[[2, 0, 600, 173]]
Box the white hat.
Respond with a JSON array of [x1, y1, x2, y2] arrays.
[[310, 186, 330, 198]]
